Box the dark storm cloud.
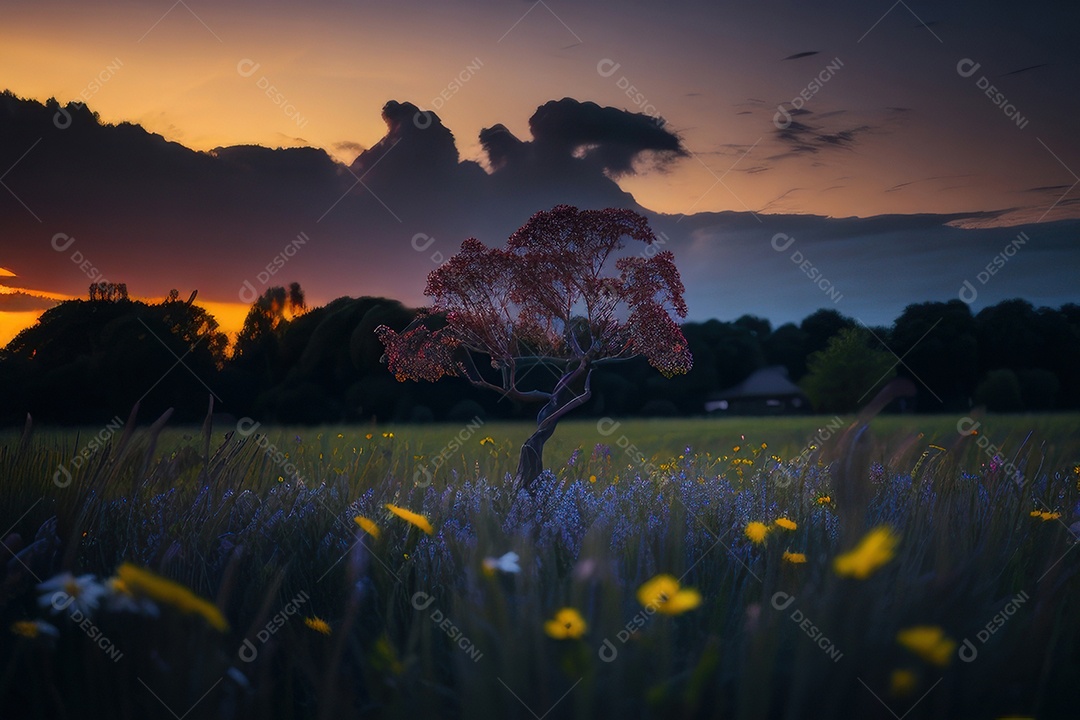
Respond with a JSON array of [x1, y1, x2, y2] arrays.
[[0, 93, 656, 306], [349, 100, 465, 192], [2, 90, 1078, 328], [478, 124, 526, 171], [525, 98, 687, 175]]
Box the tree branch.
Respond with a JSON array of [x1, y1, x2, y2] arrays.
[[459, 350, 549, 403]]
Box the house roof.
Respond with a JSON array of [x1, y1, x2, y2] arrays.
[[710, 365, 807, 400]]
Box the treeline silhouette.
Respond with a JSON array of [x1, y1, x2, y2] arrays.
[[2, 288, 1078, 426]]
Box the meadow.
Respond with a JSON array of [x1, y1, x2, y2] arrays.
[[1, 412, 1079, 719]]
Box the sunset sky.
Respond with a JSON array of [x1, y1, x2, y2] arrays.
[[2, 0, 1079, 343]]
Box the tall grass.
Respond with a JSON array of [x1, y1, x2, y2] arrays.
[[1, 412, 1078, 719]]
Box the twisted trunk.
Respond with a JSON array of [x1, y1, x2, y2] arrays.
[[516, 363, 592, 494]]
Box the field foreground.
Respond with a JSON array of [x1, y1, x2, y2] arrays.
[[1, 414, 1079, 719]]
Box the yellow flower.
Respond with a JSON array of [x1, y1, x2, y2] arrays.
[[11, 620, 36, 638], [589, 474, 597, 483], [1031, 510, 1060, 521], [890, 668, 918, 697], [817, 496, 831, 505], [782, 551, 807, 564], [479, 436, 495, 445], [11, 620, 58, 639], [354, 515, 380, 539], [382, 432, 394, 438], [305, 617, 331, 635], [745, 521, 769, 544], [833, 526, 899, 579], [372, 634, 404, 675], [636, 574, 702, 615], [544, 607, 587, 639], [385, 504, 434, 535], [365, 433, 373, 439], [774, 518, 797, 531], [896, 625, 956, 667], [116, 563, 228, 631]]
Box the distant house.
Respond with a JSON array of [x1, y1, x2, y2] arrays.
[[705, 366, 810, 415]]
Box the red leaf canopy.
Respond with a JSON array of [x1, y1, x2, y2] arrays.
[[376, 205, 692, 387]]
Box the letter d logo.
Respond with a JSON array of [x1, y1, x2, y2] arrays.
[[239, 280, 259, 304], [411, 591, 435, 611], [958, 279, 978, 304], [53, 107, 73, 130], [414, 466, 433, 488], [236, 417, 261, 437], [774, 105, 793, 130], [238, 639, 259, 662], [597, 59, 621, 78], [54, 465, 72, 488], [51, 233, 76, 252], [237, 59, 261, 78], [598, 639, 618, 662], [770, 591, 795, 611], [413, 111, 433, 130], [771, 233, 795, 252], [956, 58, 981, 78], [597, 417, 621, 437]]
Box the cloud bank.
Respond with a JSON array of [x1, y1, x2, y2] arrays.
[[0, 90, 1077, 329]]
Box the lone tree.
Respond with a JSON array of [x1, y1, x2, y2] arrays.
[[234, 283, 307, 361], [376, 205, 692, 493], [800, 327, 897, 413]]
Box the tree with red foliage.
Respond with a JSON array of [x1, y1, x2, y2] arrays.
[[376, 205, 692, 493]]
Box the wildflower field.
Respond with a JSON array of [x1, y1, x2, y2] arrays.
[[2, 413, 1079, 719]]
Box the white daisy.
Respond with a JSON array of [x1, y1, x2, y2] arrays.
[[11, 619, 59, 639], [482, 551, 521, 575], [37, 572, 108, 617]]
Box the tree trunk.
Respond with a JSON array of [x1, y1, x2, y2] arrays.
[[516, 419, 556, 494], [515, 364, 592, 494]]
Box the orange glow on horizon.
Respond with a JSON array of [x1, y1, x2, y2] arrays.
[[0, 311, 43, 347], [0, 293, 250, 351]]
